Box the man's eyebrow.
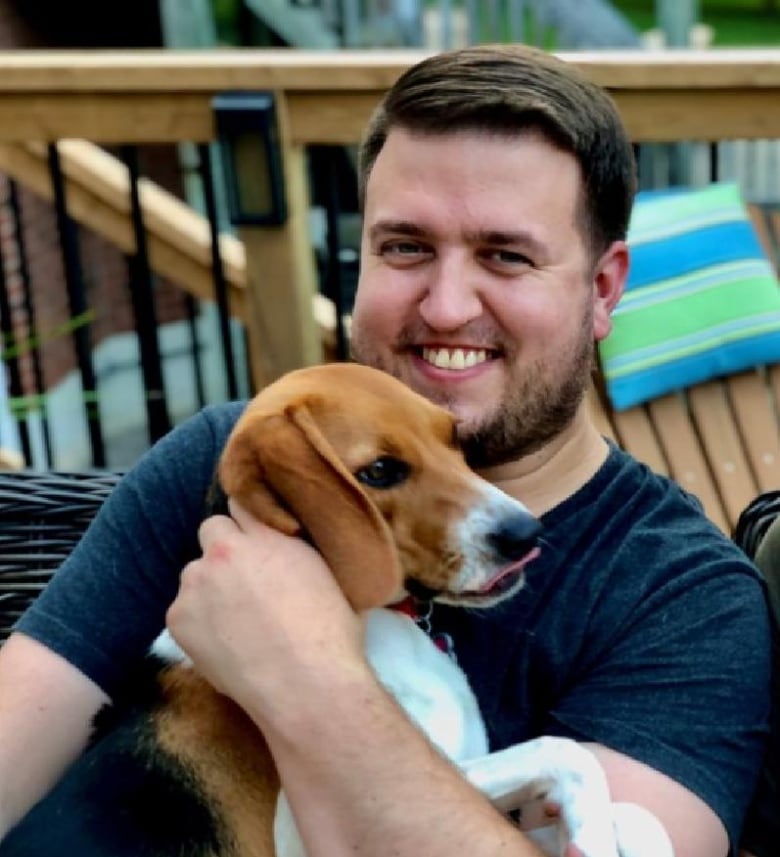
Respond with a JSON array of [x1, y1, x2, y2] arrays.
[[368, 220, 427, 241], [466, 229, 546, 254]]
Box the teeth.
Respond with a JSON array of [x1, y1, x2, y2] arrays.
[[422, 348, 489, 370]]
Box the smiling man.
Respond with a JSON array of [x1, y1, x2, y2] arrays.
[[0, 45, 771, 857], [352, 127, 616, 472]]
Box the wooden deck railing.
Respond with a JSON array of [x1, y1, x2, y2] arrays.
[[0, 48, 779, 385]]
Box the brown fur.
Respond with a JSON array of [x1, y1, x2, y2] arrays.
[[155, 666, 279, 857]]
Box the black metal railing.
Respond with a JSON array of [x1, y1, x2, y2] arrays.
[[0, 140, 252, 470]]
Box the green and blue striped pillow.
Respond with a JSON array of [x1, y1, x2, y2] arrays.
[[599, 182, 780, 411]]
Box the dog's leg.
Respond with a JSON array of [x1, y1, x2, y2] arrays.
[[459, 736, 621, 857], [612, 802, 675, 857]]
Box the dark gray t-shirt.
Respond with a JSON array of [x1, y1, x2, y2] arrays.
[[16, 402, 772, 853]]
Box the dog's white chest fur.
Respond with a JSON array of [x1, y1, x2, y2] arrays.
[[362, 608, 488, 760]]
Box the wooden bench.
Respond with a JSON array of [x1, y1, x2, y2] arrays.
[[588, 203, 780, 535]]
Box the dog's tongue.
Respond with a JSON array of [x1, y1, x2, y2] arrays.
[[480, 546, 541, 595]]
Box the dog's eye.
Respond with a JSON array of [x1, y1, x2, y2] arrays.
[[355, 457, 410, 489]]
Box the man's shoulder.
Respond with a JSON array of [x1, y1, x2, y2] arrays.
[[193, 400, 248, 440], [541, 442, 762, 597]]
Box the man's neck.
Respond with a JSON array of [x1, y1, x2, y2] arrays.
[[475, 406, 609, 518]]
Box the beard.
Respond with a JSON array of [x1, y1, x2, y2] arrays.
[[350, 307, 595, 468], [458, 342, 593, 467]]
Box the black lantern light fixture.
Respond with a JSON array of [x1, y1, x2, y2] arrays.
[[213, 91, 288, 227]]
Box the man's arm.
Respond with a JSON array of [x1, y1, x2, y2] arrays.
[[589, 743, 728, 857], [265, 652, 547, 857], [0, 633, 108, 838]]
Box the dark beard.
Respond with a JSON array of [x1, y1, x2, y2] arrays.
[[459, 352, 592, 467], [460, 329, 595, 468], [351, 311, 595, 469]]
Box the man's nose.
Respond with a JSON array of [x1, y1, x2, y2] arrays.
[[417, 256, 483, 331]]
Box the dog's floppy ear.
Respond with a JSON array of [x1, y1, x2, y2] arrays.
[[219, 403, 402, 610], [217, 418, 302, 537]]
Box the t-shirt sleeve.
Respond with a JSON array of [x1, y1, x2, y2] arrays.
[[14, 402, 244, 697], [546, 543, 771, 855]]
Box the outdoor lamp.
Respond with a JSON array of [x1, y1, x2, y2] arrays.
[[213, 91, 287, 226]]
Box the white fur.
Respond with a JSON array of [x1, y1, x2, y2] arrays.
[[150, 628, 191, 666]]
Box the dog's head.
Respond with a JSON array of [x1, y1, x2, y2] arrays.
[[218, 363, 540, 611]]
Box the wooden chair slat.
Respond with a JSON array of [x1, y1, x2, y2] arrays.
[[591, 203, 780, 533], [611, 405, 669, 477], [647, 393, 730, 533], [769, 364, 780, 412], [687, 381, 759, 528], [749, 204, 776, 266], [726, 369, 780, 494]]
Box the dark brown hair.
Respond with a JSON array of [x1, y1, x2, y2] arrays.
[[358, 44, 637, 257]]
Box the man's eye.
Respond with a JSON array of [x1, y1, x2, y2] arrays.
[[484, 248, 532, 267], [382, 241, 425, 256], [355, 457, 411, 489]]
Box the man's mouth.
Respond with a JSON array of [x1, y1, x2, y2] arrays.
[[420, 347, 495, 371]]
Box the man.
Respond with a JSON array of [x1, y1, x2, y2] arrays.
[[0, 45, 770, 857]]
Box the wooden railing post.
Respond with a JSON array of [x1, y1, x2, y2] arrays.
[[238, 91, 323, 391]]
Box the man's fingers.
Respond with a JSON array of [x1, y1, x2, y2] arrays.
[[197, 513, 240, 550], [227, 497, 265, 532]]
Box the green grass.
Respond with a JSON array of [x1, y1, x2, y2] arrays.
[[612, 0, 780, 46]]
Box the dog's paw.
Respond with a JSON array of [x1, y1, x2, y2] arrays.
[[461, 736, 621, 857], [613, 802, 675, 857], [528, 739, 620, 857]]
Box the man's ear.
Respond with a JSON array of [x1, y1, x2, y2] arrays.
[[592, 240, 630, 342]]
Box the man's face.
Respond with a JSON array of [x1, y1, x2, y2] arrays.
[[351, 128, 622, 467]]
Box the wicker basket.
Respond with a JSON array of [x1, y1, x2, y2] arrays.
[[0, 470, 122, 641]]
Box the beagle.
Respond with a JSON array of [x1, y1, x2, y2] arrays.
[[0, 363, 673, 857]]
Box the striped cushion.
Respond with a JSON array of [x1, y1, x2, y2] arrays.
[[599, 182, 780, 411]]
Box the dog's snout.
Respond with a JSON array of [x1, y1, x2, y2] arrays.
[[487, 514, 541, 561]]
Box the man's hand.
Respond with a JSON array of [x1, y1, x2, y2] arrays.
[[165, 500, 366, 725]]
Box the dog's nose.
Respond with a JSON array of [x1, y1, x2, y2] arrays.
[[487, 514, 542, 561]]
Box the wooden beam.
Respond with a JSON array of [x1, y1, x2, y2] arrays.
[[238, 92, 323, 388], [0, 50, 777, 144], [611, 90, 780, 141], [0, 49, 777, 93], [0, 94, 214, 143], [0, 140, 245, 313]]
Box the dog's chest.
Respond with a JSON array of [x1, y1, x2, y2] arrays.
[[362, 608, 489, 761]]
